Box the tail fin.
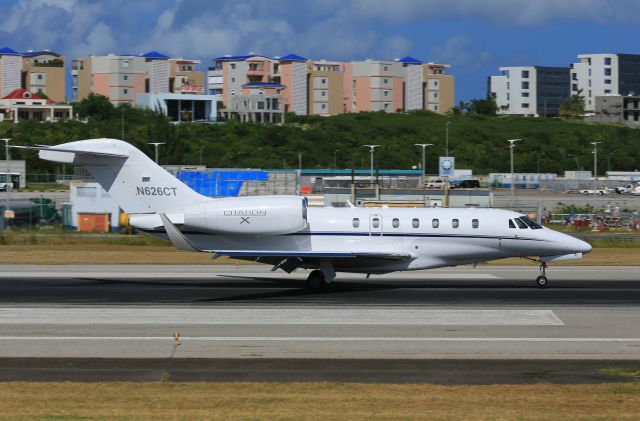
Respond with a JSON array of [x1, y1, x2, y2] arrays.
[[36, 138, 207, 214]]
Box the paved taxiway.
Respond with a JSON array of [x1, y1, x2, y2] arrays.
[[0, 264, 638, 382]]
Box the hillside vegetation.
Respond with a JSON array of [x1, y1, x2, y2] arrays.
[[1, 94, 638, 176]]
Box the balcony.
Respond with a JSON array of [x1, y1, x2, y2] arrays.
[[33, 59, 64, 67]]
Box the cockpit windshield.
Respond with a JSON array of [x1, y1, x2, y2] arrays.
[[519, 216, 543, 229]]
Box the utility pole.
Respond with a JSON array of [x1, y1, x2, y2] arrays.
[[507, 139, 522, 203], [415, 143, 433, 186], [148, 142, 165, 164], [1, 138, 11, 230], [363, 145, 380, 184], [591, 141, 602, 192], [445, 121, 451, 156]]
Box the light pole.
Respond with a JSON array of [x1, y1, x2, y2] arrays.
[[507, 139, 522, 200], [567, 154, 582, 171], [445, 121, 451, 156], [1, 138, 11, 219], [591, 141, 602, 191], [333, 150, 340, 169], [148, 142, 165, 164], [415, 143, 433, 186], [363, 145, 380, 183]]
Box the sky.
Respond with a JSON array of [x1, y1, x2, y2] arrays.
[[1, 0, 639, 102]]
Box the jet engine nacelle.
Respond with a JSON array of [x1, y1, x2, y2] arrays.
[[183, 196, 308, 235]]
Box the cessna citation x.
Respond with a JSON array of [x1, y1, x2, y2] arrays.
[[22, 138, 591, 289]]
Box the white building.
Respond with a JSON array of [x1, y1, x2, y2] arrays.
[[489, 66, 570, 117], [571, 53, 640, 113]]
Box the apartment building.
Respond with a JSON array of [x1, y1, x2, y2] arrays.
[[489, 66, 570, 116], [210, 53, 455, 120], [349, 59, 404, 112], [73, 52, 205, 105], [0, 47, 22, 97], [21, 50, 66, 103], [571, 53, 640, 112], [424, 63, 455, 114]]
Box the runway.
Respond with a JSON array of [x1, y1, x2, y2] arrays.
[[0, 264, 639, 382]]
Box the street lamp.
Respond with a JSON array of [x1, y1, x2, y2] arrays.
[[148, 142, 165, 164], [591, 141, 602, 191], [1, 138, 11, 219], [445, 121, 452, 156], [507, 139, 522, 200], [333, 150, 340, 169], [363, 145, 380, 183], [415, 143, 433, 185]]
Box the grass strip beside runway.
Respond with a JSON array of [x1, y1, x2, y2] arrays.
[[0, 382, 639, 420], [1, 244, 639, 265]]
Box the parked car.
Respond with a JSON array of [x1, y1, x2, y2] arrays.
[[425, 179, 445, 188], [615, 183, 640, 194], [451, 179, 481, 189]]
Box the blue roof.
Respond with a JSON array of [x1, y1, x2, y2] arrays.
[[242, 82, 285, 88], [0, 47, 20, 55], [279, 53, 307, 62], [22, 50, 61, 57], [396, 56, 422, 64], [141, 51, 169, 59]]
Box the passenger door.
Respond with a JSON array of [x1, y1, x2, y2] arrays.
[[369, 214, 383, 237]]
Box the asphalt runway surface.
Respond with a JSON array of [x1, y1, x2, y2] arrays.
[[0, 264, 639, 383]]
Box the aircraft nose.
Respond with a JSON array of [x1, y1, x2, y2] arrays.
[[569, 236, 592, 254]]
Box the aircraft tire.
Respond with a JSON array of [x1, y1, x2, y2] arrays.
[[307, 270, 325, 290], [536, 275, 548, 288]]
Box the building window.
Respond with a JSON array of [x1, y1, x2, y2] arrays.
[[383, 66, 388, 71], [321, 91, 326, 96], [472, 219, 479, 229], [522, 92, 529, 97], [452, 219, 459, 228], [37, 74, 43, 80], [122, 60, 129, 68], [384, 103, 389, 109], [572, 84, 578, 91], [383, 78, 389, 84], [392, 218, 399, 228], [124, 89, 128, 94], [521, 70, 529, 78], [230, 63, 236, 70], [588, 68, 591, 76], [604, 79, 611, 84], [604, 90, 611, 94], [604, 68, 612, 76], [605, 57, 612, 65], [434, 92, 438, 97], [521, 81, 529, 89], [434, 80, 438, 86], [124, 75, 128, 81], [522, 103, 529, 108], [321, 78, 326, 84], [507, 93, 510, 100], [231, 77, 235, 83], [321, 104, 326, 110], [589, 79, 592, 87], [506, 82, 510, 89], [432, 219, 439, 228], [384, 90, 389, 96], [412, 218, 420, 228], [352, 218, 360, 228]]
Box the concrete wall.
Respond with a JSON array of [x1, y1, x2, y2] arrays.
[[69, 181, 120, 230]]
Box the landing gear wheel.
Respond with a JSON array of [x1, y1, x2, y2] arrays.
[[306, 270, 325, 290], [536, 275, 548, 288]]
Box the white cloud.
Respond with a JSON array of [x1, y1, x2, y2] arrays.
[[431, 36, 491, 73]]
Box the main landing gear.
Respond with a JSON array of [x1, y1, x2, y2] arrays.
[[306, 264, 336, 290]]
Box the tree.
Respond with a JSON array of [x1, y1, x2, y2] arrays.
[[468, 96, 497, 116], [560, 90, 585, 118], [74, 93, 116, 120]]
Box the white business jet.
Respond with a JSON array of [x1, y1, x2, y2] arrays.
[[22, 138, 591, 289]]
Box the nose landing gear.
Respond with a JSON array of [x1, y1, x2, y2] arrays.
[[536, 262, 548, 288]]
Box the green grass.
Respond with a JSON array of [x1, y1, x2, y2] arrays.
[[0, 229, 169, 247], [600, 368, 640, 379]]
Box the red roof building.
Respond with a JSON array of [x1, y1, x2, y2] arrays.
[[0, 88, 72, 123]]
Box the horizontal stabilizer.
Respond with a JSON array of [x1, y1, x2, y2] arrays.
[[12, 144, 129, 158]]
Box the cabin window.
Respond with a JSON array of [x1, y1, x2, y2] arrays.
[[520, 216, 543, 229], [452, 219, 459, 228], [509, 219, 516, 229], [432, 218, 439, 228], [515, 218, 528, 229], [372, 217, 380, 228], [412, 218, 420, 228], [352, 218, 360, 228], [392, 218, 400, 228], [472, 219, 479, 229]]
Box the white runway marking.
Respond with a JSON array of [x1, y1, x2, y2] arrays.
[[0, 308, 563, 326], [0, 337, 637, 342]]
